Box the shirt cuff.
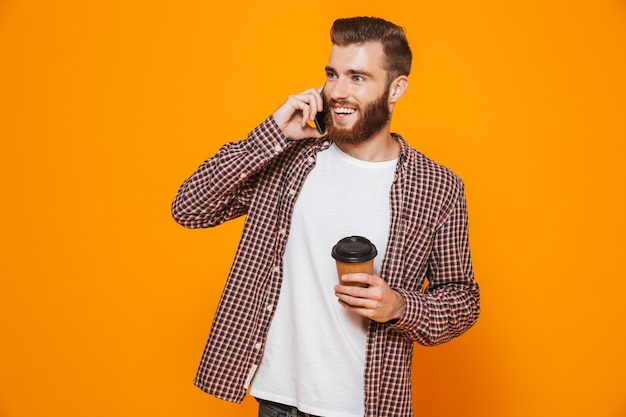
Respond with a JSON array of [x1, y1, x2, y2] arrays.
[[246, 116, 291, 158], [386, 288, 426, 334]]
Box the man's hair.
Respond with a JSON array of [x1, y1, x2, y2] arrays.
[[330, 16, 412, 85]]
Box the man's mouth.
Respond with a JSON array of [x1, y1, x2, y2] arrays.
[[333, 106, 357, 122]]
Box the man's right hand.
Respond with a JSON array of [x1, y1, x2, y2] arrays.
[[272, 88, 325, 140]]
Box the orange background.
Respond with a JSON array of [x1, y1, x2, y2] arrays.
[[1, 1, 625, 416]]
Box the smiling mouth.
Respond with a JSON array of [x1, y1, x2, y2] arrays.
[[334, 106, 356, 115], [333, 106, 357, 122]]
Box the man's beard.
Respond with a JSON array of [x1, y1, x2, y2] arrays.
[[324, 87, 391, 145]]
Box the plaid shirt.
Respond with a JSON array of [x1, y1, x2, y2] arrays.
[[172, 117, 480, 417]]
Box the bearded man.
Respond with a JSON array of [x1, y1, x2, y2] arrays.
[[172, 16, 480, 417]]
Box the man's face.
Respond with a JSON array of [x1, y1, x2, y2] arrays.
[[323, 42, 391, 145], [323, 85, 390, 145]]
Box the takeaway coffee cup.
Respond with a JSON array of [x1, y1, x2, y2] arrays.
[[331, 236, 378, 287]]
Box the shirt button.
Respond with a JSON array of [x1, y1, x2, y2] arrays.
[[323, 141, 330, 146], [273, 265, 280, 273], [307, 156, 315, 163], [240, 173, 247, 179], [266, 304, 274, 312], [279, 228, 287, 236], [254, 342, 262, 350], [274, 144, 282, 153], [288, 189, 296, 196]]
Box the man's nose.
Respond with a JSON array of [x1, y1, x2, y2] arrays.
[[329, 79, 350, 101]]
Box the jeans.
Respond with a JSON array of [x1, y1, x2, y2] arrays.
[[257, 399, 320, 417]]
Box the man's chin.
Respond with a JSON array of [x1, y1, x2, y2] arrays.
[[329, 117, 356, 131], [328, 126, 367, 145]]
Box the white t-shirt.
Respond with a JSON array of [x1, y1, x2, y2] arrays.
[[250, 143, 396, 417]]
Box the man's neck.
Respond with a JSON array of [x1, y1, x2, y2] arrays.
[[334, 128, 399, 162]]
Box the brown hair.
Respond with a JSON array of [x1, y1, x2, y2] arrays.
[[330, 17, 412, 85]]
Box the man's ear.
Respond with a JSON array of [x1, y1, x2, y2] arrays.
[[389, 76, 409, 103]]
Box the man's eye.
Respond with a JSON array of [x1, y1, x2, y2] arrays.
[[353, 75, 365, 82], [327, 73, 338, 79]]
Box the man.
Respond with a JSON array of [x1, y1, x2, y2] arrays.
[[172, 16, 480, 417]]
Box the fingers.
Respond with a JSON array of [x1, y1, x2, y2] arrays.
[[338, 272, 377, 287], [334, 274, 405, 322], [335, 282, 381, 305], [335, 293, 378, 321], [334, 274, 381, 306], [293, 88, 323, 124], [272, 87, 324, 140]]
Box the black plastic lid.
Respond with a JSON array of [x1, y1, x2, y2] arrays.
[[331, 236, 378, 263]]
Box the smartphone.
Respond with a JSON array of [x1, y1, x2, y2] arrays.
[[313, 88, 328, 134]]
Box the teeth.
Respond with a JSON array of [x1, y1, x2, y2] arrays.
[[335, 107, 356, 115]]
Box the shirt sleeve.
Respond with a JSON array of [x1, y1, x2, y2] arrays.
[[171, 116, 290, 229], [389, 184, 480, 346]]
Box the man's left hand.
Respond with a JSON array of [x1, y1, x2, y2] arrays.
[[334, 273, 405, 323]]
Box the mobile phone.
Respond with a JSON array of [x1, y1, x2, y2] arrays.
[[313, 88, 328, 134]]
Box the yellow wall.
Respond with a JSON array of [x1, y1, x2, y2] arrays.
[[1, 1, 625, 416]]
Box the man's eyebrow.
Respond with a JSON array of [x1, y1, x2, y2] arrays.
[[324, 66, 374, 78]]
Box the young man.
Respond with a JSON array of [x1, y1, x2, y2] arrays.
[[172, 16, 480, 417]]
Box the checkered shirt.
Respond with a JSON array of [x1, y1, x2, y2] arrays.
[[171, 116, 480, 417]]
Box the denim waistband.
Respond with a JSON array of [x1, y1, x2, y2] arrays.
[[258, 398, 320, 417]]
